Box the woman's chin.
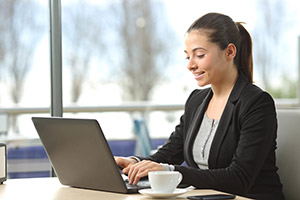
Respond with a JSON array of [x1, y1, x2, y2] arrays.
[[197, 81, 208, 88]]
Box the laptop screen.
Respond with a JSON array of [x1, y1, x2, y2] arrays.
[[32, 117, 129, 193]]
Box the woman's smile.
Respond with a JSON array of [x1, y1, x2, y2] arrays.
[[193, 71, 205, 80]]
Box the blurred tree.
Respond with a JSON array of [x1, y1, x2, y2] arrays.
[[252, 0, 287, 92], [0, 18, 3, 81], [0, 0, 43, 104], [0, 3, 4, 103], [62, 1, 105, 104], [109, 0, 177, 101], [0, 0, 43, 133]]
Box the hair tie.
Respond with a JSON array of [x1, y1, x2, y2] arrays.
[[235, 22, 240, 32]]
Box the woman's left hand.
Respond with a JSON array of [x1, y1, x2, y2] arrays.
[[124, 160, 163, 185]]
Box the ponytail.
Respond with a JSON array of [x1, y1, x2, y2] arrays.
[[235, 22, 253, 83]]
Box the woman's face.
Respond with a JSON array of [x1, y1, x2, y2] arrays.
[[184, 30, 228, 87]]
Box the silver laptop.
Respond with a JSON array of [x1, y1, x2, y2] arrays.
[[32, 117, 149, 193]]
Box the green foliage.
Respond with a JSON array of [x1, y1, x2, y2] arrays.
[[267, 74, 297, 99]]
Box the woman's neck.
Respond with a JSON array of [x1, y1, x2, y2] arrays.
[[206, 69, 238, 120], [211, 69, 238, 99]]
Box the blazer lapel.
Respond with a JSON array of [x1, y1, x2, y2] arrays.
[[208, 75, 249, 169], [184, 90, 213, 168], [208, 102, 234, 169]]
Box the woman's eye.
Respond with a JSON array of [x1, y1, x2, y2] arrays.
[[185, 56, 190, 60], [197, 54, 205, 58]]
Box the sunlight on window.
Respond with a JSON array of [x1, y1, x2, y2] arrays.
[[0, 0, 299, 140]]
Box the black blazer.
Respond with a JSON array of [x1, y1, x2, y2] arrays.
[[142, 75, 284, 200]]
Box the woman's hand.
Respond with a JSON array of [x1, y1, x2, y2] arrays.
[[114, 156, 137, 170], [125, 160, 163, 185]]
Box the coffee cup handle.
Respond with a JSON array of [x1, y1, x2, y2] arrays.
[[177, 173, 183, 185]]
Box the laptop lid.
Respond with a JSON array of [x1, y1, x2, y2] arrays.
[[32, 117, 132, 193]]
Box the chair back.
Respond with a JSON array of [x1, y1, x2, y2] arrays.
[[276, 108, 300, 200], [133, 119, 153, 157]]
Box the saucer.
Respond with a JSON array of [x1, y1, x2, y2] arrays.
[[138, 188, 188, 198]]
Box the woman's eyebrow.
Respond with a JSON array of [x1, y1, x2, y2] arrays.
[[184, 47, 206, 53]]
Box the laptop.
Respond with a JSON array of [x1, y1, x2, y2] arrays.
[[32, 117, 150, 193]]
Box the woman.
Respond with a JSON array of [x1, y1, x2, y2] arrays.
[[115, 13, 284, 200]]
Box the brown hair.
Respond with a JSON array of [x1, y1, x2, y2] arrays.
[[187, 13, 253, 83]]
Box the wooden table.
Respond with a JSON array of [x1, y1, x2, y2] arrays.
[[0, 177, 252, 200]]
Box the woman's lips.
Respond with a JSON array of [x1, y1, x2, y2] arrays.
[[194, 72, 205, 80]]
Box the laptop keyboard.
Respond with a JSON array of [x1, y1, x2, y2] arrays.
[[125, 179, 150, 190], [122, 174, 150, 190]]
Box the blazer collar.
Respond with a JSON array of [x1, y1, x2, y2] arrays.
[[208, 74, 249, 168], [184, 89, 213, 168], [185, 74, 250, 169], [227, 74, 249, 104]]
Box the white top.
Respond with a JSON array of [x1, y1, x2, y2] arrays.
[[192, 113, 219, 169], [161, 112, 219, 171]]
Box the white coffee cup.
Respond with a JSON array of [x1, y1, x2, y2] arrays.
[[148, 171, 183, 193]]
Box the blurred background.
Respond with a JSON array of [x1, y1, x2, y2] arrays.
[[0, 0, 299, 178]]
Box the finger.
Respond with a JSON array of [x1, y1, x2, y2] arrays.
[[115, 157, 136, 171], [133, 161, 164, 184], [128, 160, 163, 184], [133, 168, 150, 185], [128, 163, 141, 184], [115, 157, 125, 167], [131, 161, 153, 184], [128, 161, 148, 184], [122, 164, 132, 175]]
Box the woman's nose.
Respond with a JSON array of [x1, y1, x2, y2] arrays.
[[187, 59, 196, 71]]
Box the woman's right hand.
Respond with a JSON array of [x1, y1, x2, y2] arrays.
[[115, 157, 163, 185], [114, 156, 138, 174]]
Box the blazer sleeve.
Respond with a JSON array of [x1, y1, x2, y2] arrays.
[[175, 90, 278, 196], [136, 89, 204, 165]]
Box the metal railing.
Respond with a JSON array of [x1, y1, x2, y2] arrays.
[[0, 103, 184, 115], [0, 103, 185, 139], [0, 100, 299, 140]]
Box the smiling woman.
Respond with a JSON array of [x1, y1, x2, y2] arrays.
[[115, 13, 285, 200], [0, 1, 299, 189]]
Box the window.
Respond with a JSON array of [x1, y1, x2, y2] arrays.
[[0, 0, 49, 140], [0, 0, 299, 178], [0, 0, 299, 139]]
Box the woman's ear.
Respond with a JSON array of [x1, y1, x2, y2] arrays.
[[225, 43, 237, 61]]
